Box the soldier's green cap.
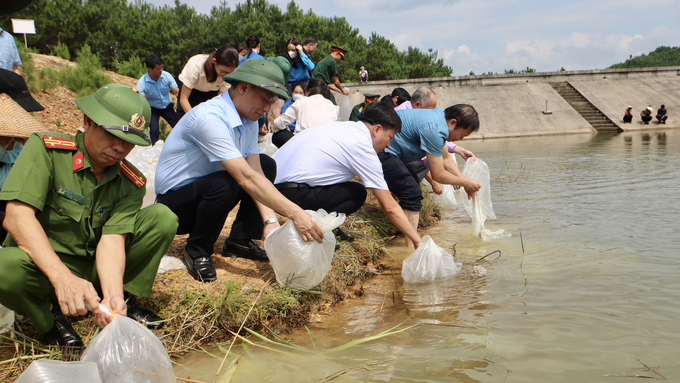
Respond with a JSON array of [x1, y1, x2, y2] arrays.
[[223, 59, 289, 101], [363, 93, 380, 100], [267, 56, 292, 84], [75, 84, 152, 147]]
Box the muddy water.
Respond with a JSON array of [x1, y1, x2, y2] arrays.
[[175, 130, 680, 382]]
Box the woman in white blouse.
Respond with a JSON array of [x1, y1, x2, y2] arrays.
[[176, 46, 239, 120], [271, 83, 339, 148]]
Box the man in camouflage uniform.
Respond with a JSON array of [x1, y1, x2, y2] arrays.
[[0, 84, 178, 347]]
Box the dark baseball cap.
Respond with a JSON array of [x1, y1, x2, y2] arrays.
[[0, 0, 35, 15], [0, 69, 44, 112]]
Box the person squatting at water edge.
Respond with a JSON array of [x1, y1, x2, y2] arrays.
[[273, 102, 421, 248], [379, 105, 482, 248], [176, 46, 239, 121], [155, 59, 324, 283], [0, 84, 179, 347]]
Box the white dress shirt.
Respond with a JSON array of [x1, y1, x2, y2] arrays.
[[273, 94, 339, 133]]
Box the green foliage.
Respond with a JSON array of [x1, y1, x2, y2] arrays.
[[15, 39, 39, 92], [58, 45, 111, 97], [504, 67, 536, 74], [38, 68, 59, 91], [115, 55, 146, 79], [3, 0, 453, 81], [609, 46, 680, 68], [559, 67, 566, 71], [469, 70, 475, 76], [50, 42, 70, 60]]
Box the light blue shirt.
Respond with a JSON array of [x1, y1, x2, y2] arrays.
[[385, 108, 449, 163], [239, 51, 264, 65], [289, 52, 315, 82], [155, 91, 260, 194], [0, 28, 22, 72], [137, 71, 178, 109]]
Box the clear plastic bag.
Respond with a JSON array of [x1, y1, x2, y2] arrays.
[[80, 306, 175, 383], [264, 209, 346, 289], [126, 140, 164, 208], [338, 90, 352, 121], [15, 360, 102, 383], [454, 157, 495, 220], [401, 235, 462, 283], [0, 303, 14, 334], [423, 180, 458, 210], [258, 133, 278, 157]]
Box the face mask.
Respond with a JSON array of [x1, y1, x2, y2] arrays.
[[288, 51, 298, 59], [292, 94, 303, 102], [0, 140, 23, 164]]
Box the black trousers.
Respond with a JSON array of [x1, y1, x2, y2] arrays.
[[157, 154, 277, 259], [176, 88, 220, 121], [150, 103, 178, 145], [272, 130, 294, 148], [378, 152, 424, 211], [276, 181, 367, 216]]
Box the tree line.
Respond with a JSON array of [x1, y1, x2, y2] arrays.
[[1, 0, 452, 82], [609, 46, 680, 69]]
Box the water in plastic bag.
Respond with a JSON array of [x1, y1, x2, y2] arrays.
[[454, 158, 508, 239], [422, 179, 458, 210], [258, 133, 278, 156], [264, 209, 346, 289], [15, 360, 102, 383], [401, 236, 462, 283], [81, 306, 175, 383], [338, 90, 352, 121]]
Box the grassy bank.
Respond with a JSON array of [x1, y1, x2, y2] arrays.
[[0, 191, 440, 381]]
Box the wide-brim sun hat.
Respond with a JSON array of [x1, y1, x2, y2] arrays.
[[75, 84, 152, 147], [0, 93, 50, 138], [223, 59, 289, 101]]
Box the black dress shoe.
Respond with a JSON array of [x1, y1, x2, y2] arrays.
[[333, 228, 354, 242], [43, 307, 83, 348], [126, 297, 164, 330], [222, 238, 269, 262], [184, 253, 217, 282]]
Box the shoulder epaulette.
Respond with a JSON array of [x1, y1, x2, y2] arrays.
[[43, 135, 77, 150], [119, 160, 146, 188]]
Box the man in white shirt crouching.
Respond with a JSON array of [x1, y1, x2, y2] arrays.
[[272, 102, 421, 248]]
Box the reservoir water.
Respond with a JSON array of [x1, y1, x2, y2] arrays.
[[176, 130, 680, 382]]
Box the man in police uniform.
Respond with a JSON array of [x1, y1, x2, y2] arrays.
[[349, 93, 380, 122], [311, 46, 349, 104], [0, 84, 179, 347]]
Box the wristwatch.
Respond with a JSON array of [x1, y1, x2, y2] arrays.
[[263, 218, 279, 226]]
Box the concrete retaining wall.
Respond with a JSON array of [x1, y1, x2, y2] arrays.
[[342, 66, 680, 139], [569, 77, 680, 131]]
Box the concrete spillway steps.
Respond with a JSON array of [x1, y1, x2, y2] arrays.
[[550, 82, 622, 132]]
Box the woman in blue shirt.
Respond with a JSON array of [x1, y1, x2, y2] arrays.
[[284, 38, 315, 94], [239, 35, 264, 65]]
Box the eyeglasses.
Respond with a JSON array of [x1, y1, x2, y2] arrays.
[[257, 83, 286, 103]]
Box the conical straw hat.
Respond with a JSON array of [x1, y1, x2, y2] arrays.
[[0, 93, 49, 138]]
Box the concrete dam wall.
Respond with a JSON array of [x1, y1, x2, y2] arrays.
[[343, 66, 680, 140]]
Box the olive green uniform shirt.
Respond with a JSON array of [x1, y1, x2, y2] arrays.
[[349, 103, 365, 122], [312, 55, 340, 105], [0, 132, 146, 257]]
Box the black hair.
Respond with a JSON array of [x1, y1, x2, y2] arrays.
[[303, 37, 317, 46], [661, 104, 665, 108], [359, 102, 402, 132], [391, 87, 411, 106], [306, 78, 327, 91], [245, 35, 261, 59], [308, 85, 331, 100], [145, 54, 163, 69], [203, 46, 239, 83], [380, 95, 395, 108], [233, 42, 246, 54], [445, 104, 479, 132]]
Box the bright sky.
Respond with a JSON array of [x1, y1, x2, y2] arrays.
[[143, 0, 680, 76]]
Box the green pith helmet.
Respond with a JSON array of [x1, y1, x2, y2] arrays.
[[223, 59, 290, 101], [267, 56, 292, 84], [75, 84, 152, 147]]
